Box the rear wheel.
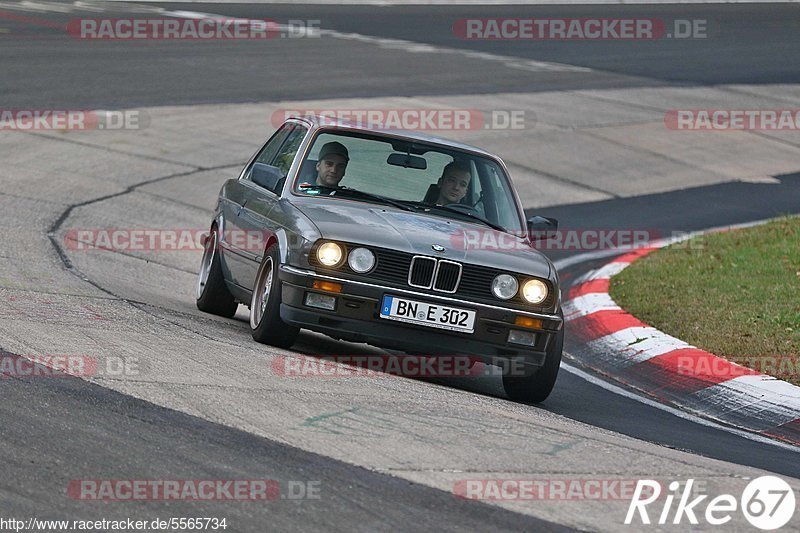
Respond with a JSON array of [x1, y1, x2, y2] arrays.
[[195, 227, 238, 318], [502, 313, 564, 404], [250, 244, 299, 348]]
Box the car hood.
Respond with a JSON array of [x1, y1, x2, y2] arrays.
[[293, 199, 551, 278]]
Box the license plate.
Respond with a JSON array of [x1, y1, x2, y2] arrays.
[[380, 295, 475, 333]]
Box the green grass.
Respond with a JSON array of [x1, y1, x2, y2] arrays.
[[610, 216, 800, 385]]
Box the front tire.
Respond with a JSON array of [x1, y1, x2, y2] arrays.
[[502, 313, 564, 404], [249, 244, 299, 348], [196, 227, 238, 318]]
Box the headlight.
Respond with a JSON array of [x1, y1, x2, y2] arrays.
[[317, 242, 344, 267], [347, 247, 375, 273], [491, 274, 518, 300], [521, 279, 548, 304]]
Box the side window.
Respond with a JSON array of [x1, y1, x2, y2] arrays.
[[243, 125, 291, 181], [274, 125, 308, 176]]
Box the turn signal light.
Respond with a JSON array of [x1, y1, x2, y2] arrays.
[[514, 316, 542, 329], [313, 280, 342, 293]]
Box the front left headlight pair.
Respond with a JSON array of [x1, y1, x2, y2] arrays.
[[317, 241, 375, 273], [491, 274, 548, 305]]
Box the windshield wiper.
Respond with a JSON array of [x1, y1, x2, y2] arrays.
[[428, 204, 507, 232], [302, 185, 414, 212], [298, 183, 338, 193], [339, 188, 416, 212]]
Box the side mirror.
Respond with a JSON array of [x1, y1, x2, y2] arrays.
[[527, 216, 558, 240], [251, 163, 284, 192]]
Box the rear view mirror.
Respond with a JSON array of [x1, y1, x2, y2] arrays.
[[390, 140, 428, 155], [251, 163, 284, 192], [527, 216, 558, 240], [387, 153, 427, 170]]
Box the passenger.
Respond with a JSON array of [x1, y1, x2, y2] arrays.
[[435, 161, 471, 205], [315, 141, 349, 188]]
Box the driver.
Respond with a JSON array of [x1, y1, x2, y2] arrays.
[[435, 161, 471, 205], [315, 141, 349, 188]]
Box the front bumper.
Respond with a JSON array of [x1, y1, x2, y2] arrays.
[[278, 265, 562, 369]]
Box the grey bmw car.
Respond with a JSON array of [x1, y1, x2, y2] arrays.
[[196, 115, 563, 402]]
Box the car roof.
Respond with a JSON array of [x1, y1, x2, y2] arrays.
[[289, 114, 498, 158]]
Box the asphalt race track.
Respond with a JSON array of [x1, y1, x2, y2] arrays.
[[3, 3, 800, 108], [1, 2, 800, 531]]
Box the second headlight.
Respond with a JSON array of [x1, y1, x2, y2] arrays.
[[521, 279, 548, 304], [347, 247, 375, 273]]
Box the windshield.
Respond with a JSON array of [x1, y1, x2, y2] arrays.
[[292, 130, 524, 234]]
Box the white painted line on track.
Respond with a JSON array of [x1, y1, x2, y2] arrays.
[[563, 291, 621, 320], [560, 360, 800, 454], [587, 326, 690, 363], [320, 30, 592, 73], [158, 8, 593, 73]]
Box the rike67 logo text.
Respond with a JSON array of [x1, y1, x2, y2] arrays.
[[626, 477, 796, 530]]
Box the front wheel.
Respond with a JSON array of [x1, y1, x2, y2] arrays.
[[502, 314, 563, 403], [249, 244, 299, 348]]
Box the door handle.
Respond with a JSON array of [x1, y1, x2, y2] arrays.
[[236, 200, 247, 216]]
